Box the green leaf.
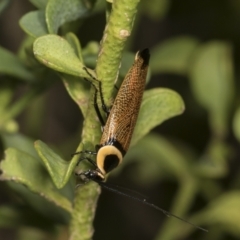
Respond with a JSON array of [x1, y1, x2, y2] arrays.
[[0, 87, 39, 132], [0, 148, 72, 213], [151, 37, 199, 75], [233, 106, 240, 143], [132, 88, 185, 146], [34, 140, 79, 189], [0, 47, 34, 81], [124, 134, 191, 183], [2, 133, 74, 198], [46, 0, 96, 34], [19, 10, 48, 38], [33, 34, 87, 76], [65, 32, 83, 61], [81, 41, 99, 68], [1, 133, 39, 159], [189, 41, 234, 137], [29, 0, 48, 9], [194, 139, 229, 178], [200, 191, 240, 237], [18, 35, 35, 62], [62, 74, 90, 118]]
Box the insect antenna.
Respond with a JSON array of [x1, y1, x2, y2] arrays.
[[93, 179, 208, 233], [97, 181, 148, 199]]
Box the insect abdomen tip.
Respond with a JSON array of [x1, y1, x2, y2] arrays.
[[139, 48, 150, 65]]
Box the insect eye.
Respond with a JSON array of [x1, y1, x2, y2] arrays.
[[103, 154, 120, 173]]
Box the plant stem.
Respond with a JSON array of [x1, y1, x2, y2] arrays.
[[69, 87, 102, 240], [69, 0, 142, 239], [69, 182, 100, 240], [96, 0, 141, 106]]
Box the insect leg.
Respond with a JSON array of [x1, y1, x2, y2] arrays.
[[91, 80, 106, 127], [76, 156, 98, 168], [72, 150, 97, 157], [83, 67, 110, 116], [81, 77, 105, 127]]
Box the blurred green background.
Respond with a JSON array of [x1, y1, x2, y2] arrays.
[[1, 0, 240, 240]]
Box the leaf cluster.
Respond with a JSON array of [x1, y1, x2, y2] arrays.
[[0, 1, 239, 240]]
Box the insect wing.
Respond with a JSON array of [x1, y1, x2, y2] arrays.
[[100, 49, 150, 154]]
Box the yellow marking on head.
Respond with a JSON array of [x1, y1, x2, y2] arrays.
[[96, 171, 105, 181], [97, 145, 123, 175], [135, 51, 140, 60]]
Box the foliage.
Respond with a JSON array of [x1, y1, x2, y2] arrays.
[[0, 0, 239, 240]]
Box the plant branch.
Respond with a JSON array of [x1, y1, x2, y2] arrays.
[[96, 0, 141, 106], [69, 0, 142, 239]]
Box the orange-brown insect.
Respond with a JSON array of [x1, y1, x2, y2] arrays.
[[75, 48, 149, 182], [75, 49, 150, 181]]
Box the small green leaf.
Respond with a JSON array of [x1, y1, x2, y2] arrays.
[[194, 139, 229, 178], [0, 89, 38, 131], [1, 120, 18, 133], [233, 106, 240, 143], [29, 0, 48, 9], [19, 10, 48, 38], [0, 47, 34, 81], [1, 133, 39, 159], [65, 32, 83, 61], [81, 41, 99, 68], [62, 74, 90, 118], [33, 34, 87, 76], [2, 133, 75, 204], [132, 88, 185, 146], [18, 35, 35, 62], [151, 37, 199, 75], [0, 148, 72, 213], [189, 41, 234, 137], [46, 0, 96, 34], [34, 140, 79, 189], [200, 191, 240, 237]]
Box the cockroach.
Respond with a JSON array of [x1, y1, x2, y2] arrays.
[[77, 48, 149, 181], [74, 49, 207, 232]]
